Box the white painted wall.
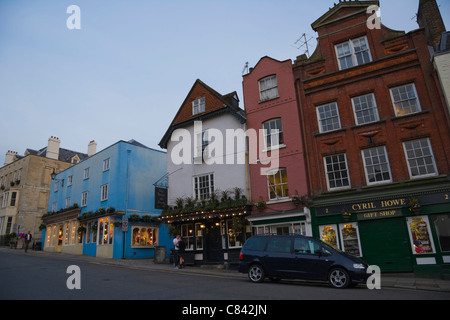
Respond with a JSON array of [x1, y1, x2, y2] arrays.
[[434, 52, 450, 116], [166, 113, 248, 205]]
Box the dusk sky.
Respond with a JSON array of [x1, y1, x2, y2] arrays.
[[1, 0, 449, 166]]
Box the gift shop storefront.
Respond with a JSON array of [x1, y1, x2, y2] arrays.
[[313, 181, 450, 279]]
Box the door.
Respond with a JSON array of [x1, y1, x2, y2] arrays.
[[359, 218, 413, 272], [205, 223, 223, 263], [292, 237, 333, 280], [262, 237, 293, 278]]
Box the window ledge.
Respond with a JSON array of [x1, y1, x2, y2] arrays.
[[259, 96, 280, 104], [267, 197, 291, 205], [390, 109, 429, 121], [262, 144, 286, 153]]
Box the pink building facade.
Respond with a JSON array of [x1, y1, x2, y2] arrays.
[[242, 56, 311, 236]]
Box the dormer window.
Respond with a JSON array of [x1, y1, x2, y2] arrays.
[[192, 97, 205, 115], [335, 36, 372, 70]]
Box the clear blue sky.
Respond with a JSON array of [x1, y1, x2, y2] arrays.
[[1, 0, 449, 166]]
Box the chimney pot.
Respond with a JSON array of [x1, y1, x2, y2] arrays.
[[46, 136, 61, 160], [88, 140, 97, 157]]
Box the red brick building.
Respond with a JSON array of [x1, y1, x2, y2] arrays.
[[293, 1, 450, 277], [242, 56, 310, 236]]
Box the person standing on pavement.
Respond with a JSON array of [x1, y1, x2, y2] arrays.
[[173, 234, 181, 269], [24, 231, 32, 253]]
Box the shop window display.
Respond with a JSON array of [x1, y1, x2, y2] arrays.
[[131, 227, 158, 247], [339, 223, 362, 257], [407, 216, 435, 254], [320, 225, 339, 249]]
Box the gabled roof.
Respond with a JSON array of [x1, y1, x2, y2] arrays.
[[158, 79, 245, 149], [311, 0, 380, 31], [243, 56, 292, 77]]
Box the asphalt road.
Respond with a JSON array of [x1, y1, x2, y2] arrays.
[[1, 250, 449, 302]]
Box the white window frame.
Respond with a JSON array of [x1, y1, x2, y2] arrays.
[[406, 216, 436, 255], [192, 97, 205, 115], [316, 102, 342, 133], [81, 191, 88, 207], [103, 158, 110, 171], [65, 197, 72, 209], [323, 153, 351, 191], [262, 118, 284, 150], [361, 146, 392, 185], [2, 192, 9, 208], [403, 138, 438, 179], [101, 183, 109, 201], [335, 36, 372, 70], [319, 225, 340, 250], [67, 175, 73, 186], [97, 217, 113, 246], [193, 173, 214, 201], [83, 168, 90, 180], [266, 168, 289, 200], [259, 75, 279, 101], [390, 83, 422, 117], [194, 130, 210, 164], [351, 93, 380, 125], [339, 222, 363, 257]]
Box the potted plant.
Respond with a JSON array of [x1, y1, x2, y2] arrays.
[[292, 195, 301, 206], [256, 199, 266, 212]]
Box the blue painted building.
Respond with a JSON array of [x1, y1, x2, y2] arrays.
[[41, 139, 171, 259]]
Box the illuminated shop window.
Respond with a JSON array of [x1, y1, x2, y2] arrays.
[[407, 216, 435, 254], [320, 225, 339, 250], [131, 227, 159, 247], [339, 223, 362, 257]]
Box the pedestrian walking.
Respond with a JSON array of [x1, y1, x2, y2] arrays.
[[24, 231, 32, 253], [173, 234, 181, 269]]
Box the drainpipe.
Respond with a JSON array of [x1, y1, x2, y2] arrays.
[[122, 149, 131, 259]]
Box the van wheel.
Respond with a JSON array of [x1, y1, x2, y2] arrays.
[[328, 268, 350, 289], [248, 264, 265, 283]]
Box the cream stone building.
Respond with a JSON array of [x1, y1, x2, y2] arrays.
[[0, 137, 92, 247]]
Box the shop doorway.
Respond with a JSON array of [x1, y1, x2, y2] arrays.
[[359, 218, 413, 272], [205, 223, 223, 263]]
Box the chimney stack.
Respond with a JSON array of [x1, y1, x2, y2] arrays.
[[4, 150, 18, 166], [46, 136, 60, 160], [88, 140, 97, 157], [417, 0, 446, 49]]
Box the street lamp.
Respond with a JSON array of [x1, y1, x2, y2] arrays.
[[50, 169, 64, 186], [50, 169, 57, 180]]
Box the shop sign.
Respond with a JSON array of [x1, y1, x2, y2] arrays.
[[316, 192, 450, 217], [316, 198, 408, 216], [122, 217, 128, 232], [357, 209, 402, 221], [155, 187, 168, 210]]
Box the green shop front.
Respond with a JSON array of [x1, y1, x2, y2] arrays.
[[312, 178, 450, 279]]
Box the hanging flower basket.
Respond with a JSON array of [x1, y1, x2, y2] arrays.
[[409, 197, 421, 215]]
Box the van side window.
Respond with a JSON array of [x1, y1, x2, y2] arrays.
[[267, 238, 292, 253], [295, 238, 321, 255], [245, 237, 268, 251]]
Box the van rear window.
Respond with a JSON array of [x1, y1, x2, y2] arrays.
[[244, 237, 268, 251]]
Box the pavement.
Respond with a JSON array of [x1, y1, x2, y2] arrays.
[[2, 246, 450, 293]]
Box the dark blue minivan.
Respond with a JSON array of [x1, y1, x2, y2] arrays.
[[239, 235, 369, 289]]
